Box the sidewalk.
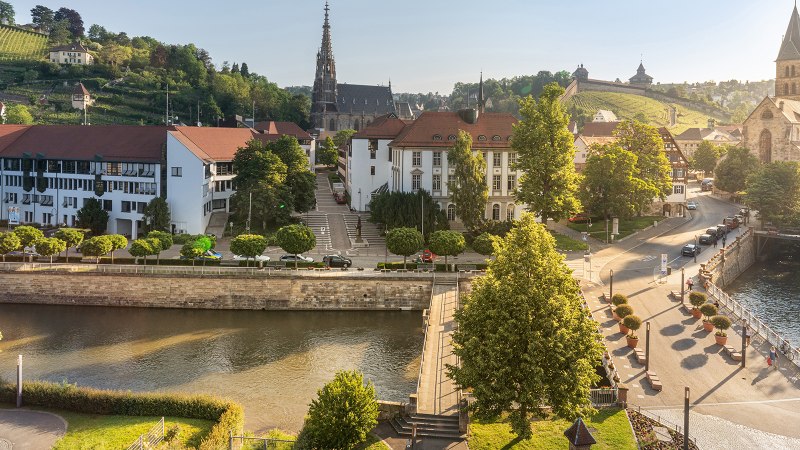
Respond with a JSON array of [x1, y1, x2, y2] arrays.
[[0, 409, 67, 449]]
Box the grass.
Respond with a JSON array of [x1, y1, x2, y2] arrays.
[[238, 430, 387, 450], [550, 230, 589, 252], [0, 25, 48, 62], [469, 408, 637, 450], [565, 216, 662, 241], [51, 410, 214, 450]]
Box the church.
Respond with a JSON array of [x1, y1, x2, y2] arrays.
[[310, 3, 396, 133], [742, 4, 800, 162]]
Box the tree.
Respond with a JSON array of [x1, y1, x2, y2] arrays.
[[297, 370, 378, 450], [385, 227, 424, 269], [129, 239, 156, 265], [77, 198, 109, 236], [107, 234, 128, 264], [180, 240, 204, 266], [147, 231, 173, 265], [428, 230, 466, 269], [54, 7, 84, 37], [369, 190, 448, 235], [230, 139, 288, 230], [230, 234, 267, 267], [512, 83, 582, 223], [276, 224, 316, 269], [472, 232, 495, 256], [333, 129, 357, 150], [34, 237, 66, 263], [270, 135, 316, 214], [693, 141, 721, 174], [746, 161, 800, 226], [30, 5, 54, 31], [318, 136, 339, 166], [715, 146, 760, 194], [54, 228, 84, 262], [613, 121, 673, 203], [13, 226, 43, 250], [99, 43, 132, 67], [142, 197, 171, 232], [5, 104, 33, 125], [0, 1, 14, 25], [448, 213, 603, 439], [0, 232, 20, 262], [448, 130, 488, 232], [240, 62, 250, 78], [80, 236, 112, 264], [579, 144, 650, 226]]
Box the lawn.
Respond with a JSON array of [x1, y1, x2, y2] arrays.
[[239, 430, 387, 449], [550, 231, 589, 252], [566, 216, 662, 242], [469, 408, 637, 450], [51, 410, 214, 450]]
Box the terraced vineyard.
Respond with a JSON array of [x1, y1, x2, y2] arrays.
[[565, 91, 722, 134], [0, 25, 48, 62]]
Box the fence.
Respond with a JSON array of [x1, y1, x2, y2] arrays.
[[630, 405, 697, 447], [589, 388, 618, 407], [125, 417, 164, 450], [229, 433, 295, 450], [706, 281, 800, 368]]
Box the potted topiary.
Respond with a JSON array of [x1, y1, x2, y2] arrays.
[[700, 303, 718, 332], [611, 293, 628, 306], [615, 304, 634, 334], [711, 315, 732, 345], [689, 292, 707, 319], [623, 315, 643, 348]]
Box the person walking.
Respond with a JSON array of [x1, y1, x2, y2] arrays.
[[722, 235, 727, 248], [769, 346, 778, 370], [713, 236, 718, 248], [687, 278, 694, 291]]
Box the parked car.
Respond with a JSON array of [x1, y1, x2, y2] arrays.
[[568, 212, 591, 223], [280, 254, 314, 263], [233, 254, 270, 262], [419, 249, 437, 263], [323, 254, 352, 268], [698, 233, 717, 245], [706, 227, 723, 240], [701, 178, 714, 191], [682, 243, 702, 257], [734, 214, 745, 224], [686, 200, 698, 210], [724, 216, 740, 230], [716, 224, 729, 236]]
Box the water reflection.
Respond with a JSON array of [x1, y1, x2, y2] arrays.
[[0, 305, 423, 432]]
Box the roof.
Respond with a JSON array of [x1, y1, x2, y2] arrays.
[[778, 6, 800, 61], [73, 82, 89, 96], [768, 97, 800, 123], [390, 111, 517, 148], [582, 121, 621, 137], [564, 418, 597, 446], [593, 110, 618, 122], [576, 135, 617, 147], [171, 127, 259, 162], [50, 42, 89, 53], [353, 114, 410, 139], [336, 83, 395, 115], [253, 121, 312, 139], [0, 125, 169, 162], [674, 128, 704, 141]]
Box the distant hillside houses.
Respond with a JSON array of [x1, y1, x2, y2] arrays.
[[49, 42, 93, 65]]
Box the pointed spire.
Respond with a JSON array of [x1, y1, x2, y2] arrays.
[[778, 4, 800, 61], [478, 72, 485, 113]]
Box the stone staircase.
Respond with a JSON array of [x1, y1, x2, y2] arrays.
[[342, 213, 385, 247], [389, 413, 462, 440]]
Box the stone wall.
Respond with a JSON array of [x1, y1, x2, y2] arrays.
[[701, 228, 755, 288], [0, 272, 432, 310]]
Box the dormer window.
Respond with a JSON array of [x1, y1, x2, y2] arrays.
[[492, 135, 501, 141], [478, 135, 487, 141], [433, 134, 442, 141], [447, 135, 457, 141]]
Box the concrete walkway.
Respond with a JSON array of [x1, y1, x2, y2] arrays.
[[417, 280, 460, 416], [0, 409, 67, 449]]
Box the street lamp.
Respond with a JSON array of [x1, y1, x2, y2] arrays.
[[694, 235, 698, 263], [358, 188, 362, 212], [609, 268, 614, 298]]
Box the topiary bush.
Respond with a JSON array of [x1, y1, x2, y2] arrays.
[[699, 303, 718, 321], [471, 232, 496, 256], [689, 291, 707, 309], [614, 304, 634, 320], [623, 315, 643, 339], [711, 315, 732, 337], [611, 293, 628, 306]]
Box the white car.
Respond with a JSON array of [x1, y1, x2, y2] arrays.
[[687, 201, 698, 210], [280, 254, 314, 263], [233, 254, 271, 262]]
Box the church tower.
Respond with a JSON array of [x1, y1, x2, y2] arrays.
[[311, 2, 338, 131], [776, 4, 800, 99]]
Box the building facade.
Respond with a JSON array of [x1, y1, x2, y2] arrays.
[[673, 123, 742, 159], [49, 42, 94, 65]]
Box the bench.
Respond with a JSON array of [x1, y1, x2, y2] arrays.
[[669, 290, 684, 300], [634, 348, 646, 365], [724, 345, 742, 361], [646, 371, 663, 391]]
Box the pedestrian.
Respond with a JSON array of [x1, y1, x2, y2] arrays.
[[769, 346, 778, 370], [745, 326, 751, 346], [713, 237, 718, 248], [722, 235, 727, 248], [687, 278, 694, 291]]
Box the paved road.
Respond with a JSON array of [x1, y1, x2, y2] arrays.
[[0, 409, 67, 449]]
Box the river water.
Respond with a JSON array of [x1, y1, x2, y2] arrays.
[[726, 254, 800, 347], [0, 305, 423, 432]]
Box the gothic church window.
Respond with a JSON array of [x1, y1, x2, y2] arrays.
[[761, 110, 774, 119], [759, 129, 772, 163], [786, 66, 791, 77], [329, 119, 337, 131]]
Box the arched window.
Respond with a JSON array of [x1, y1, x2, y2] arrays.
[[792, 65, 796, 77], [354, 119, 360, 131], [447, 204, 456, 221], [792, 83, 796, 94], [329, 119, 337, 132], [447, 135, 457, 141], [506, 204, 515, 221], [785, 83, 790, 95], [478, 135, 487, 141], [786, 66, 791, 77], [759, 129, 772, 163], [492, 204, 500, 221]]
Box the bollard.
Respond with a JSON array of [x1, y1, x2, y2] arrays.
[[16, 355, 22, 407]]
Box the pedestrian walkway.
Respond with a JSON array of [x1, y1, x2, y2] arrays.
[[0, 409, 67, 449], [304, 211, 332, 252], [417, 279, 460, 416], [305, 172, 352, 253]]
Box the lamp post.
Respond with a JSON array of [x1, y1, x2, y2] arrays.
[[683, 387, 690, 450], [741, 319, 748, 368], [645, 321, 651, 371], [694, 235, 698, 263], [609, 269, 614, 299], [681, 267, 685, 306], [358, 188, 362, 212]]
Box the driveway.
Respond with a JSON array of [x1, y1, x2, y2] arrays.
[[0, 409, 67, 449]]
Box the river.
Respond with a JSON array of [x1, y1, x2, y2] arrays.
[[0, 304, 423, 432], [726, 253, 800, 347]]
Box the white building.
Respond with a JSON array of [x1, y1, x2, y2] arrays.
[[593, 109, 618, 122], [49, 42, 94, 65], [0, 125, 166, 238], [573, 135, 616, 172]]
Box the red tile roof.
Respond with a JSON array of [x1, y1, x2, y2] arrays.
[[582, 121, 621, 137], [0, 125, 170, 162], [390, 111, 517, 148], [353, 114, 410, 139], [254, 121, 312, 139], [171, 127, 259, 162], [73, 82, 90, 96]]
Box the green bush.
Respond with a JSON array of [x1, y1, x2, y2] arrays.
[[699, 303, 718, 321], [689, 291, 707, 309], [622, 315, 643, 338], [614, 304, 634, 319], [472, 232, 496, 255], [711, 315, 732, 336], [611, 293, 628, 306]]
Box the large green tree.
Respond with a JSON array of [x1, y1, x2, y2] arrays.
[[13, 226, 43, 250], [715, 146, 760, 194], [333, 129, 357, 150], [80, 236, 113, 264], [471, 232, 496, 256], [318, 136, 339, 166], [230, 139, 289, 230], [369, 190, 448, 236], [129, 238, 156, 265], [427, 230, 466, 269], [230, 234, 267, 266], [5, 104, 33, 125], [692, 141, 721, 174], [297, 370, 378, 450], [77, 198, 109, 236], [0, 232, 21, 262], [270, 135, 316, 214], [579, 144, 650, 223], [512, 83, 581, 223], [447, 130, 488, 232], [34, 237, 67, 263], [276, 224, 316, 269], [0, 1, 14, 25], [30, 5, 54, 31], [54, 228, 84, 262], [385, 227, 424, 269], [746, 161, 800, 226], [448, 213, 603, 439], [143, 197, 171, 232], [613, 121, 672, 204], [147, 231, 173, 265]]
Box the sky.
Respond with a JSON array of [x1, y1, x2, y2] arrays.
[[7, 0, 796, 93]]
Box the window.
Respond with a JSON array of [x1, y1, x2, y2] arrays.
[[448, 135, 457, 141], [492, 175, 502, 191], [433, 151, 442, 167], [793, 65, 796, 77], [106, 162, 121, 176], [478, 135, 487, 141], [787, 66, 791, 77], [508, 152, 517, 166], [369, 139, 378, 159], [447, 204, 456, 221], [412, 174, 421, 191], [506, 204, 515, 221], [412, 151, 421, 166], [77, 161, 90, 174], [432, 174, 441, 191], [102, 200, 113, 211], [492, 135, 501, 141], [137, 202, 147, 214], [492, 204, 500, 220], [121, 201, 131, 213], [674, 185, 685, 195], [507, 174, 517, 190], [493, 152, 501, 167], [171, 167, 182, 177], [370, 166, 375, 175], [448, 174, 455, 189], [433, 134, 442, 141], [793, 83, 797, 95], [673, 168, 684, 178]]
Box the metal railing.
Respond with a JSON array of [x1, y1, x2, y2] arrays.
[[629, 405, 697, 446], [125, 417, 164, 450], [229, 433, 295, 450], [589, 388, 618, 407], [706, 281, 800, 368], [415, 273, 436, 395]]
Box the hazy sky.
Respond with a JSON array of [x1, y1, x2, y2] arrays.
[[9, 1, 795, 93]]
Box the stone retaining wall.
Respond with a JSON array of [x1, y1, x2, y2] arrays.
[[701, 228, 755, 288], [0, 272, 432, 310]]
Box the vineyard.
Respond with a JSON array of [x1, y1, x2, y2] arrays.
[[565, 91, 721, 134], [0, 25, 48, 62]]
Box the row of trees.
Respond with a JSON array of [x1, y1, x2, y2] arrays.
[[0, 226, 128, 263]]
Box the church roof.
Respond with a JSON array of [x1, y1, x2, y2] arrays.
[[353, 114, 409, 139], [778, 6, 800, 61], [336, 83, 395, 115]]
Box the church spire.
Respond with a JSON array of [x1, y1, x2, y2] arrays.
[[778, 3, 800, 61], [478, 72, 485, 113], [311, 1, 338, 129]]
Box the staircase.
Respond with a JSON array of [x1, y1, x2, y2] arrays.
[[389, 413, 462, 440]]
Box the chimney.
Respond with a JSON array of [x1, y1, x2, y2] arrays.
[[707, 118, 715, 129], [779, 101, 785, 111]]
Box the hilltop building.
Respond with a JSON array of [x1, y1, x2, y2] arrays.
[[310, 2, 395, 133], [629, 62, 654, 86], [71, 82, 93, 111], [49, 42, 93, 65]]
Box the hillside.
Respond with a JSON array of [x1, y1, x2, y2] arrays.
[[0, 25, 48, 62], [565, 91, 725, 134]]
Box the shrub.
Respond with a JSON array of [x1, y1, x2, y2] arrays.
[[614, 304, 634, 320], [699, 303, 718, 321], [689, 291, 707, 309], [711, 315, 732, 336], [611, 293, 628, 306], [472, 232, 496, 255], [623, 315, 643, 339]]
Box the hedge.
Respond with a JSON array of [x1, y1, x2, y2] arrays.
[[0, 381, 243, 450], [377, 262, 488, 271]]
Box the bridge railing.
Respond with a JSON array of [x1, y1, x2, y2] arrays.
[[416, 272, 435, 396]]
